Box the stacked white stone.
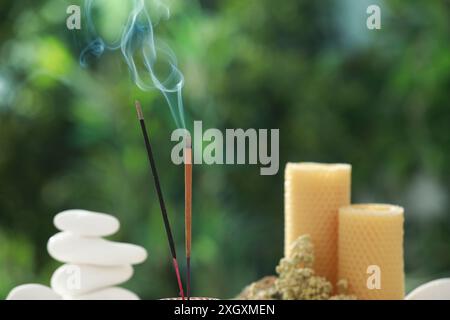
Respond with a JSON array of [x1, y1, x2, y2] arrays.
[[47, 210, 147, 300]]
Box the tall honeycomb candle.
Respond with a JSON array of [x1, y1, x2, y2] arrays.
[[338, 204, 404, 299], [284, 162, 351, 284]]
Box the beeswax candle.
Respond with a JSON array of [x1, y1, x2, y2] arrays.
[[338, 204, 404, 299], [284, 162, 351, 284]]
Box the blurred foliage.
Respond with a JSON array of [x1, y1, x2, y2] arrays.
[[0, 0, 449, 299]]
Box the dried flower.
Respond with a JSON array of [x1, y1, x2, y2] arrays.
[[276, 235, 332, 300], [329, 279, 357, 300], [235, 276, 279, 300], [235, 235, 357, 300]]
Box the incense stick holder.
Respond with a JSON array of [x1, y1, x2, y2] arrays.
[[160, 297, 218, 300]]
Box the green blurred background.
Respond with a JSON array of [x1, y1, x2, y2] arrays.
[[1, 0, 449, 299]]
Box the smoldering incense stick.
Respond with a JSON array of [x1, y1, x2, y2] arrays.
[[184, 135, 192, 300], [135, 100, 185, 300]]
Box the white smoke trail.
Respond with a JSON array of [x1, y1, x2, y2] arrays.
[[81, 0, 185, 128]]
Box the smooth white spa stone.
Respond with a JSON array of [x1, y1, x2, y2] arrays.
[[405, 278, 450, 300], [6, 284, 62, 300], [68, 286, 139, 300], [47, 232, 147, 266], [51, 264, 133, 296], [54, 209, 120, 237]]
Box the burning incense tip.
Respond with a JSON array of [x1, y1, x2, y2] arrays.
[[135, 100, 144, 120]]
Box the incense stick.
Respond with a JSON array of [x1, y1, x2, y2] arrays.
[[134, 100, 185, 300], [184, 135, 192, 300]]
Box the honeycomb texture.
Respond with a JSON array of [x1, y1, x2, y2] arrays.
[[284, 162, 351, 285], [338, 204, 404, 299]]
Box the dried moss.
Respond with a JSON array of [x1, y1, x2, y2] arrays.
[[235, 235, 357, 300]]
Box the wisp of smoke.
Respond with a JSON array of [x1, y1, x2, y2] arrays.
[[81, 0, 185, 128]]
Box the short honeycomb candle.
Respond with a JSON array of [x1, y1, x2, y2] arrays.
[[284, 162, 351, 284], [338, 204, 404, 299]]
